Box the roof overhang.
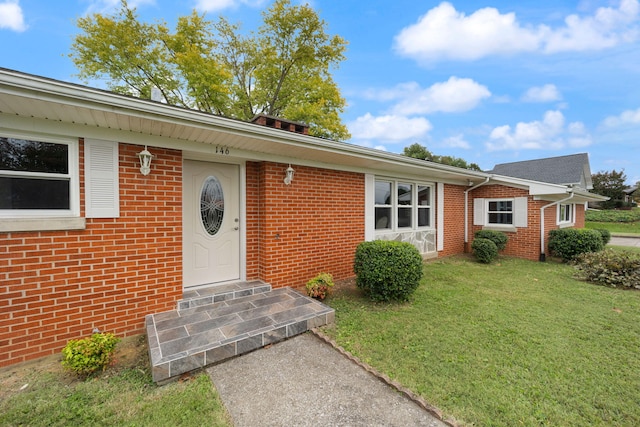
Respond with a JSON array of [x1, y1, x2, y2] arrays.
[[0, 68, 488, 185], [489, 174, 608, 203]]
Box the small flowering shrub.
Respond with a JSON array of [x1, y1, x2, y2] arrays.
[[472, 238, 498, 264], [574, 249, 640, 289], [306, 272, 335, 300], [61, 332, 120, 376]]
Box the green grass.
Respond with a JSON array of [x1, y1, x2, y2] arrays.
[[585, 208, 640, 234], [324, 256, 640, 427], [0, 337, 232, 427], [586, 221, 640, 234]]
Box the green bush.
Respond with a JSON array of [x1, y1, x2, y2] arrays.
[[305, 272, 335, 300], [548, 228, 605, 261], [594, 228, 611, 245], [474, 230, 508, 251], [574, 249, 640, 289], [585, 208, 640, 223], [61, 332, 120, 376], [353, 240, 423, 302], [472, 238, 499, 263]]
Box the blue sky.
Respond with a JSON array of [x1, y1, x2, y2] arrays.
[[1, 0, 639, 184]]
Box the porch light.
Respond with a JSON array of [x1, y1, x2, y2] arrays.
[[284, 164, 295, 185], [138, 146, 153, 176]]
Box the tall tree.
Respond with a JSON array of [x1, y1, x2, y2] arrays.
[[591, 169, 627, 208], [402, 143, 481, 171], [70, 0, 349, 140]]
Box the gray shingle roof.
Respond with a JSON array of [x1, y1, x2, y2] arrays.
[[488, 153, 591, 188]]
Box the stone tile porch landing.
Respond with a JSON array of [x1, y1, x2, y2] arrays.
[[145, 281, 335, 383]]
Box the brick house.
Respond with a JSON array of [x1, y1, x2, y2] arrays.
[[0, 69, 606, 370]]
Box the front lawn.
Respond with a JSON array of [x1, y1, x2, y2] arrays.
[[0, 335, 232, 427], [324, 256, 640, 427]]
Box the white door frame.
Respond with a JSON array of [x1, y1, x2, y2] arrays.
[[182, 158, 247, 288]]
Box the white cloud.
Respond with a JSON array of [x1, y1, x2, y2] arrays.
[[0, 0, 27, 32], [441, 134, 471, 149], [363, 77, 490, 115], [393, 77, 491, 115], [348, 113, 432, 142], [544, 0, 640, 53], [522, 84, 561, 103], [194, 0, 266, 12], [487, 110, 592, 151], [602, 108, 640, 127], [394, 0, 640, 63]]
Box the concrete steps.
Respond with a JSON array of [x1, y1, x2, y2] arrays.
[[145, 282, 335, 383]]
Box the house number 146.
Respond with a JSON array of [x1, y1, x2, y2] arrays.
[[216, 146, 230, 155]]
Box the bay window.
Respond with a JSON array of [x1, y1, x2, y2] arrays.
[[375, 179, 433, 231]]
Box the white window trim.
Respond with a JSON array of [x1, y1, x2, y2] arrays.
[[374, 178, 434, 233], [0, 133, 80, 219], [557, 203, 575, 227], [485, 198, 515, 228], [474, 196, 527, 231]]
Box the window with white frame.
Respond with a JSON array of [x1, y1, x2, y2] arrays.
[[0, 136, 78, 216], [558, 203, 574, 224], [487, 199, 513, 225], [375, 179, 432, 231], [474, 197, 528, 229]]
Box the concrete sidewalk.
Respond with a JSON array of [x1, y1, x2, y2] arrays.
[[207, 332, 450, 427]]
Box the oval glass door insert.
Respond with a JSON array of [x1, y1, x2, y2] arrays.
[[200, 176, 224, 236]]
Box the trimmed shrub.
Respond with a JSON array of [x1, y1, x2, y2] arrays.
[[472, 238, 498, 263], [61, 332, 120, 376], [305, 272, 335, 300], [574, 249, 640, 289], [474, 230, 508, 251], [594, 228, 611, 245], [353, 240, 423, 302], [548, 228, 605, 261]]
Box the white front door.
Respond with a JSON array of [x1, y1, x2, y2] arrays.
[[183, 161, 240, 288]]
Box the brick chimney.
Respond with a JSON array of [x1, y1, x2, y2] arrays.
[[251, 114, 309, 135]]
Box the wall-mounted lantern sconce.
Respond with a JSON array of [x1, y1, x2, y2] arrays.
[[284, 164, 295, 185], [138, 146, 153, 176]]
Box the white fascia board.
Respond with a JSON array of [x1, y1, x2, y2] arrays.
[[1, 70, 492, 186], [490, 174, 568, 195]]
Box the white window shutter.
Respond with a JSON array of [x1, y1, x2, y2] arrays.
[[85, 139, 120, 218], [364, 174, 375, 241], [437, 182, 444, 251], [473, 198, 485, 226], [514, 197, 528, 227]]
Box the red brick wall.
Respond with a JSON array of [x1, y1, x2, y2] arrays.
[[245, 162, 364, 288], [0, 142, 182, 368], [469, 185, 544, 261], [439, 184, 466, 256]]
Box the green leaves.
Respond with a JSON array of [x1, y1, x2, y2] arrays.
[[61, 332, 120, 376], [354, 240, 423, 302], [70, 0, 349, 140]]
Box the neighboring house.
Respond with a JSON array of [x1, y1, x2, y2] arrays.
[[624, 186, 638, 204], [489, 153, 594, 190], [0, 68, 607, 369]]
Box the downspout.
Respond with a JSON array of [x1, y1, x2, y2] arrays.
[[539, 191, 575, 262], [464, 177, 491, 247]]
